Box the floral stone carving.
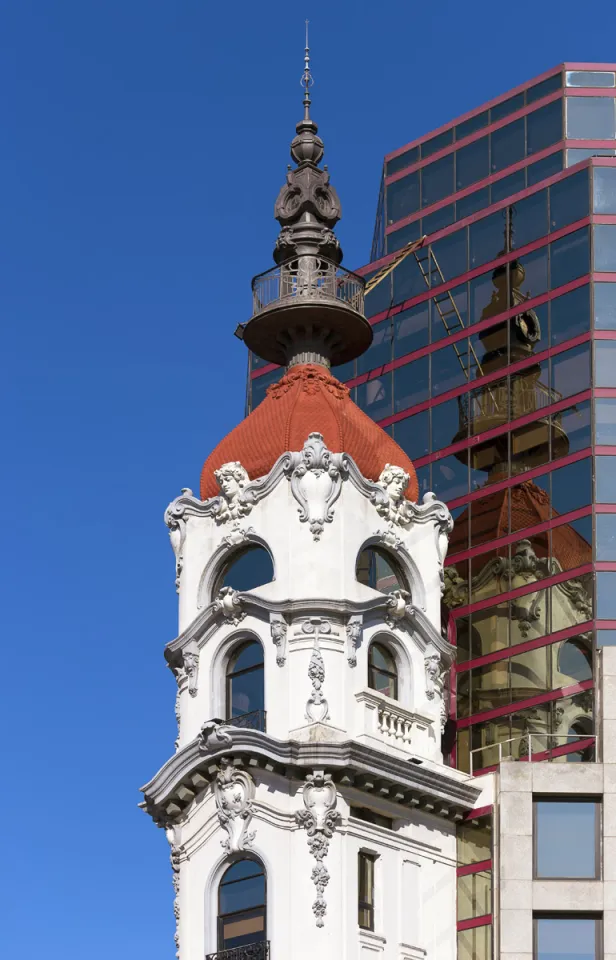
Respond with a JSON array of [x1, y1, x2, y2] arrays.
[[295, 771, 338, 927], [303, 618, 331, 722], [283, 433, 347, 541], [214, 757, 256, 853]]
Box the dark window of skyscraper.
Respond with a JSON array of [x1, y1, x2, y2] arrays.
[[394, 356, 429, 412], [550, 228, 590, 289], [421, 129, 453, 159], [526, 100, 563, 155], [549, 284, 590, 346], [422, 204, 455, 237], [394, 302, 429, 357], [490, 93, 524, 122], [511, 189, 549, 249], [567, 94, 616, 138], [594, 282, 616, 329], [550, 169, 589, 231], [594, 224, 616, 272], [421, 154, 455, 207], [392, 253, 426, 304], [357, 318, 393, 374], [491, 170, 525, 204], [386, 171, 419, 223], [357, 373, 393, 422], [386, 219, 421, 255], [455, 136, 489, 191], [551, 343, 591, 399], [526, 151, 563, 186], [470, 210, 506, 268], [491, 118, 525, 173], [394, 409, 430, 458], [594, 399, 616, 445], [431, 230, 468, 283], [526, 73, 562, 103], [455, 110, 489, 140], [456, 187, 489, 221], [385, 146, 419, 177], [593, 166, 616, 213]]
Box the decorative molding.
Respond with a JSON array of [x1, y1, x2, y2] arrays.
[[166, 833, 184, 960], [385, 589, 410, 628], [220, 523, 256, 548], [212, 587, 245, 626], [199, 719, 233, 753], [212, 462, 254, 524], [303, 619, 331, 721], [424, 647, 446, 702], [284, 432, 346, 541], [183, 641, 199, 698], [214, 757, 256, 853], [167, 491, 190, 593], [295, 771, 338, 927], [374, 524, 403, 551], [346, 615, 363, 667], [270, 613, 288, 666]]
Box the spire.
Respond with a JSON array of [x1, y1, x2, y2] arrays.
[[289, 20, 323, 166]]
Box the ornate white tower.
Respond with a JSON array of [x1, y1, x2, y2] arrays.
[[141, 46, 482, 960]]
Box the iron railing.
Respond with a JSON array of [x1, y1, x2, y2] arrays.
[[227, 710, 267, 732], [252, 256, 365, 317], [206, 941, 270, 960], [458, 380, 562, 432], [469, 733, 597, 775]]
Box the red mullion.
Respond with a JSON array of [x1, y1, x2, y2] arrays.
[[447, 447, 592, 512], [455, 678, 594, 730], [590, 156, 616, 167], [593, 215, 616, 225], [251, 362, 280, 380], [385, 64, 564, 163], [471, 736, 596, 776], [595, 561, 616, 571], [385, 144, 563, 236], [447, 504, 593, 569], [412, 386, 591, 470], [385, 91, 562, 185], [451, 562, 594, 619], [596, 445, 616, 455], [565, 62, 616, 70], [455, 620, 594, 674], [597, 619, 616, 628], [567, 87, 616, 97], [594, 330, 616, 341], [457, 915, 493, 932], [595, 388, 616, 397], [457, 859, 492, 878], [596, 505, 616, 514]]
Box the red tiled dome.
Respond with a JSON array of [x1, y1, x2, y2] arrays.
[[200, 364, 418, 501]]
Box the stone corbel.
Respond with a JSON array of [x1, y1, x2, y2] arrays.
[[214, 757, 256, 853], [270, 613, 288, 666], [346, 614, 363, 667], [295, 771, 339, 927]]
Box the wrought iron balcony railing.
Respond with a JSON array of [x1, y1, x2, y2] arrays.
[[227, 710, 267, 732], [252, 256, 364, 318], [206, 941, 270, 960]]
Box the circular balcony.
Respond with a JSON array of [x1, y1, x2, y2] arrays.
[[242, 256, 372, 367]]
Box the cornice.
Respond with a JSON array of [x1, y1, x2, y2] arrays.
[[140, 725, 480, 827]]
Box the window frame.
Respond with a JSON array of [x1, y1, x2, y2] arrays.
[[358, 851, 377, 931], [368, 641, 399, 701], [225, 640, 265, 725], [217, 857, 267, 952], [533, 912, 602, 960], [532, 796, 601, 881]]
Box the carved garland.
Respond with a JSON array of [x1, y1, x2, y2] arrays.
[[303, 619, 331, 722], [295, 771, 338, 927], [214, 757, 256, 853]]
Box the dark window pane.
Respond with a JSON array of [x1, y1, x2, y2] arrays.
[[596, 340, 616, 386], [432, 396, 465, 453], [421, 154, 454, 207], [470, 269, 503, 325], [416, 463, 431, 499], [598, 571, 616, 617], [457, 187, 490, 221], [595, 282, 616, 329], [431, 283, 468, 342], [432, 452, 469, 501], [597, 455, 616, 501], [394, 410, 430, 458], [228, 667, 264, 717], [457, 870, 491, 921], [470, 210, 508, 268], [490, 170, 525, 204], [421, 129, 453, 158], [594, 223, 616, 272], [387, 172, 420, 224], [593, 166, 616, 213], [394, 301, 429, 357], [551, 343, 590, 399], [491, 93, 524, 122], [550, 284, 590, 346], [386, 146, 419, 177], [331, 358, 354, 382], [364, 270, 392, 318], [526, 150, 563, 186], [567, 94, 616, 138], [568, 147, 616, 164], [455, 111, 489, 140], [552, 458, 592, 514], [518, 245, 549, 299], [526, 73, 562, 103], [394, 356, 429, 412], [392, 253, 426, 304], [357, 548, 405, 595], [386, 219, 421, 255], [597, 513, 616, 559], [219, 872, 265, 915], [431, 343, 470, 395], [527, 99, 564, 155], [511, 189, 549, 248], [422, 204, 455, 237], [358, 318, 393, 374], [535, 800, 598, 878], [550, 169, 589, 231], [230, 642, 264, 674], [557, 399, 591, 454], [596, 398, 616, 444], [550, 228, 590, 289], [357, 373, 393, 421], [456, 136, 489, 191], [431, 229, 468, 283], [491, 118, 525, 173], [251, 368, 280, 409], [219, 546, 274, 592]]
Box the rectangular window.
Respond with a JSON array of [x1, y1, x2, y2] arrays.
[[386, 171, 420, 224], [491, 93, 524, 123], [358, 852, 376, 930], [456, 136, 490, 191], [596, 397, 616, 444], [549, 169, 589, 232], [394, 356, 429, 413], [458, 925, 492, 960], [421, 153, 454, 208], [455, 110, 488, 141], [596, 513, 616, 560], [567, 70, 616, 87], [534, 798, 599, 878], [598, 571, 616, 618], [386, 219, 421, 255], [491, 118, 525, 173], [534, 915, 601, 960], [394, 410, 429, 458], [385, 146, 419, 177], [550, 228, 590, 289], [527, 151, 563, 186], [596, 455, 616, 502], [457, 186, 489, 221], [394, 301, 429, 357], [431, 228, 468, 283], [594, 223, 616, 272], [595, 340, 616, 387], [550, 283, 590, 346], [527, 99, 564, 156], [527, 73, 563, 102], [357, 373, 393, 422], [422, 203, 455, 237], [594, 281, 616, 329], [593, 166, 616, 213], [491, 169, 525, 205], [421, 128, 453, 159], [357, 319, 393, 375], [511, 189, 548, 248], [566, 95, 616, 139]]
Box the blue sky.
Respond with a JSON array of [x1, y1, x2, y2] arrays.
[[1, 2, 614, 957]]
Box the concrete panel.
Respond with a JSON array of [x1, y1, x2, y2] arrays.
[[605, 795, 616, 838], [604, 721, 616, 764], [501, 909, 533, 954], [605, 838, 616, 882], [604, 882, 616, 910], [604, 675, 616, 720], [532, 763, 603, 794], [500, 792, 532, 836], [605, 911, 616, 954], [603, 647, 616, 677], [500, 879, 532, 910], [499, 761, 532, 793], [501, 955, 532, 960], [501, 834, 533, 880], [605, 763, 616, 795], [532, 880, 603, 911]]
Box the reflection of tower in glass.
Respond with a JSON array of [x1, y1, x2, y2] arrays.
[[443, 208, 593, 772]]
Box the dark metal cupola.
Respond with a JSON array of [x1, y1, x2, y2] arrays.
[[238, 27, 372, 370]]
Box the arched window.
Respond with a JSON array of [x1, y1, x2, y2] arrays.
[[558, 638, 592, 683], [356, 546, 407, 595], [215, 545, 274, 595], [217, 858, 266, 952], [226, 641, 265, 729], [567, 716, 595, 763], [368, 641, 398, 700]]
